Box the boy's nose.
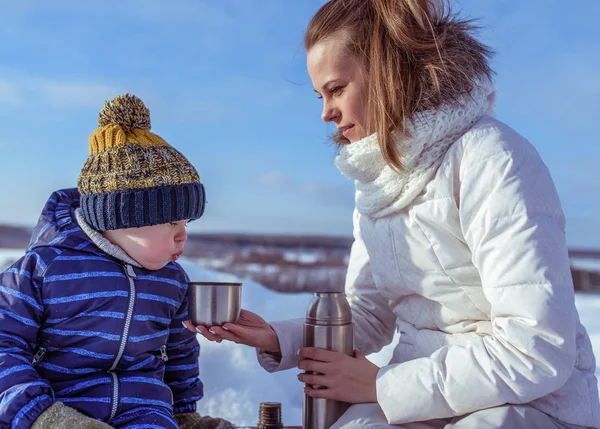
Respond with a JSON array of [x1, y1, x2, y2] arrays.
[[176, 229, 187, 243]]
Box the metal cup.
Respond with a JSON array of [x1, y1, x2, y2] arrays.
[[187, 282, 242, 326]]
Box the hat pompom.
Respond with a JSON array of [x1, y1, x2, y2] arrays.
[[98, 93, 151, 132]]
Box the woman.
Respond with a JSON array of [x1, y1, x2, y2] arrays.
[[185, 0, 600, 427]]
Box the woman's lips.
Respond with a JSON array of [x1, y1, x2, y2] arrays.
[[342, 125, 354, 138]]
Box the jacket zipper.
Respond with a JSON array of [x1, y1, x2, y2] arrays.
[[108, 264, 137, 420], [160, 345, 169, 362], [159, 346, 171, 405], [32, 347, 46, 366]]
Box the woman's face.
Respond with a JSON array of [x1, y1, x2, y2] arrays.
[[307, 36, 370, 143]]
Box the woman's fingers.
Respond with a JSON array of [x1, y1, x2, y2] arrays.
[[235, 310, 268, 329], [182, 309, 275, 349], [208, 326, 244, 344], [354, 349, 367, 360], [183, 320, 261, 346], [298, 372, 330, 388], [182, 320, 196, 333], [298, 358, 329, 374], [237, 309, 255, 321], [304, 385, 335, 399], [182, 321, 223, 342], [195, 325, 223, 342], [299, 347, 339, 362], [221, 322, 256, 338], [300, 348, 379, 403]]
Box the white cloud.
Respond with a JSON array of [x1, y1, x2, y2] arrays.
[[254, 172, 353, 207], [33, 78, 122, 108], [0, 0, 235, 27], [510, 56, 600, 124], [0, 80, 21, 106], [300, 182, 353, 206], [254, 172, 293, 188], [0, 73, 122, 109], [457, 2, 600, 125], [197, 387, 256, 426]]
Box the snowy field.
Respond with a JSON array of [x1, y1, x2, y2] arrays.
[[181, 260, 600, 426], [0, 250, 599, 426]]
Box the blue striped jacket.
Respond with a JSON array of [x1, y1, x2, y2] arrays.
[[0, 189, 203, 428]]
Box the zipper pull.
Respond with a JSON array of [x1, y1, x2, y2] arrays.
[[125, 264, 137, 279], [32, 347, 46, 366], [160, 345, 169, 362]]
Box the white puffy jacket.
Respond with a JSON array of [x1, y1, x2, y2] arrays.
[[259, 116, 600, 428]]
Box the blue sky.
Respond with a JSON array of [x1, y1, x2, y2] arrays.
[[1, 1, 598, 248]]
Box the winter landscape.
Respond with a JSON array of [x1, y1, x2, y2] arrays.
[[1, 240, 599, 427], [1, 1, 599, 427]]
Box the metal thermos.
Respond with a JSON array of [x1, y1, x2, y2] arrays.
[[303, 292, 354, 429]]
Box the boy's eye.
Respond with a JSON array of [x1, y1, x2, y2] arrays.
[[169, 222, 178, 226]]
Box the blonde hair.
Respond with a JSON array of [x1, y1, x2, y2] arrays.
[[305, 0, 493, 171]]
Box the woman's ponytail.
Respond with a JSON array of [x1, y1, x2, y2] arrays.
[[306, 0, 492, 171]]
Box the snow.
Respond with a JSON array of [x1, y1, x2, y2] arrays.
[[179, 259, 311, 426], [0, 249, 25, 272], [571, 257, 600, 273], [283, 251, 321, 264], [0, 250, 598, 426], [180, 259, 600, 426]]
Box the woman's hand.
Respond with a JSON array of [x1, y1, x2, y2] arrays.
[[298, 348, 380, 404], [183, 309, 281, 353]]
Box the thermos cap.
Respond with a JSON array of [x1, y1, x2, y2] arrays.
[[258, 402, 283, 429], [305, 292, 352, 326]]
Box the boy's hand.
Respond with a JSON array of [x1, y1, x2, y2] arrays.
[[175, 412, 236, 429], [32, 402, 113, 429], [183, 309, 281, 353]]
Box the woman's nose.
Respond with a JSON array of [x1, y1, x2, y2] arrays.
[[321, 101, 339, 123]]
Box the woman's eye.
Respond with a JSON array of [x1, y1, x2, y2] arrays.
[[316, 85, 344, 100], [330, 86, 344, 96]]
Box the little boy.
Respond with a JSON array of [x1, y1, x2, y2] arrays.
[[0, 95, 233, 429]]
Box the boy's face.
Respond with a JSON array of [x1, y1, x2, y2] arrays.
[[103, 220, 188, 270]]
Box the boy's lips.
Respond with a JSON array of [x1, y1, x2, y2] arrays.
[[172, 251, 183, 261]]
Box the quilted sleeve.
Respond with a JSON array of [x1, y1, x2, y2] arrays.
[[375, 123, 578, 424], [165, 268, 203, 414], [0, 251, 56, 428], [345, 208, 397, 355]]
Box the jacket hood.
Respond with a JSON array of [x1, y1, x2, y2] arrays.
[[27, 188, 99, 254]]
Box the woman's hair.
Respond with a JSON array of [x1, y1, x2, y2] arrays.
[[305, 0, 493, 171]]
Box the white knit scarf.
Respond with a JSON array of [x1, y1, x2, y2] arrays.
[[335, 78, 496, 218]]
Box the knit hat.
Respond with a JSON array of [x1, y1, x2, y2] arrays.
[[77, 94, 205, 231]]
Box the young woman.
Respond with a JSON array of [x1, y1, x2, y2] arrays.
[[186, 1, 600, 427]]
